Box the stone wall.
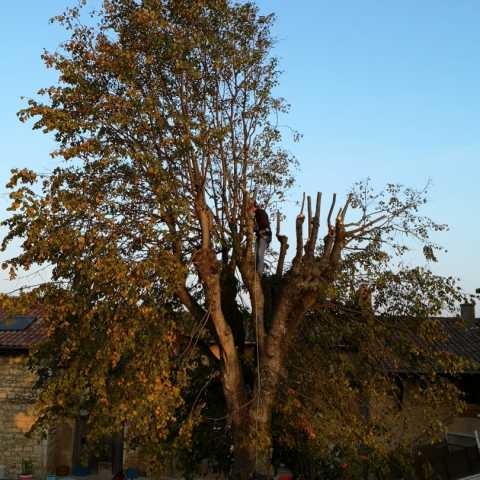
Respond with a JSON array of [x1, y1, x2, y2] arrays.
[[0, 353, 47, 479], [369, 377, 455, 450]]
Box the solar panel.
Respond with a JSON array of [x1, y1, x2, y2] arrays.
[[0, 315, 35, 331]]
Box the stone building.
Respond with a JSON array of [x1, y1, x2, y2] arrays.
[[2, 306, 480, 479], [0, 315, 143, 480], [0, 315, 48, 479]]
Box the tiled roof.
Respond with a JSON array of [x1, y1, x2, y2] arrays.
[[0, 317, 47, 351], [380, 316, 480, 373], [436, 317, 480, 364], [0, 313, 478, 364]]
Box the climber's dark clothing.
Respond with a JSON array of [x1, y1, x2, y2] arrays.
[[254, 208, 271, 275]]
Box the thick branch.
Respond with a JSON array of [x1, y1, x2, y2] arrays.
[[236, 194, 269, 357], [164, 215, 209, 326], [307, 195, 312, 239], [294, 216, 305, 265], [339, 193, 351, 222], [300, 192, 306, 215], [243, 196, 255, 262], [306, 192, 321, 257], [176, 283, 206, 322], [329, 221, 346, 271], [346, 214, 387, 238], [294, 194, 306, 264], [322, 193, 338, 258], [276, 213, 289, 278], [254, 286, 319, 442], [327, 193, 337, 228], [193, 192, 248, 428], [194, 248, 248, 426], [237, 259, 266, 358]]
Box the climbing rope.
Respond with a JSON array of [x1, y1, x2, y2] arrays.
[[253, 240, 261, 476]]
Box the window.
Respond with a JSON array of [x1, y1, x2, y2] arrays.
[[0, 315, 35, 331]]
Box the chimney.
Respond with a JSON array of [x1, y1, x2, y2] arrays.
[[461, 301, 476, 327]]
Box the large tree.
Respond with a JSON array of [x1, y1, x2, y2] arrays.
[[1, 1, 468, 478]]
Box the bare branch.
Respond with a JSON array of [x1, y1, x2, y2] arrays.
[[306, 192, 322, 257], [276, 212, 289, 278], [329, 222, 346, 269], [335, 207, 343, 224], [176, 283, 207, 323], [243, 195, 255, 262], [307, 195, 312, 240], [327, 193, 337, 228], [322, 226, 335, 259], [300, 192, 306, 215], [344, 208, 389, 227], [346, 214, 388, 238], [340, 193, 351, 222], [290, 193, 306, 264]]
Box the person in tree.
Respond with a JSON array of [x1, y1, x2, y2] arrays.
[[251, 201, 272, 276]]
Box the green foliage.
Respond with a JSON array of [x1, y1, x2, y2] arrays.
[[3, 0, 296, 472], [270, 265, 467, 478]]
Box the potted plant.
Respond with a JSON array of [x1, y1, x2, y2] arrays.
[[19, 460, 33, 480]]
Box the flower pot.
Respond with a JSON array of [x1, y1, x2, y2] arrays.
[[55, 465, 69, 477], [19, 475, 33, 480]]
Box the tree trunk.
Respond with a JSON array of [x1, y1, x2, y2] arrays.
[[229, 300, 297, 479], [230, 406, 274, 480], [230, 421, 256, 480], [251, 404, 275, 478]]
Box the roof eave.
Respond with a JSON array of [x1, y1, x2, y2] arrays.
[[0, 346, 30, 354]]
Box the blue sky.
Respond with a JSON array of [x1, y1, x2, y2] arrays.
[[1, 1, 479, 297]]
